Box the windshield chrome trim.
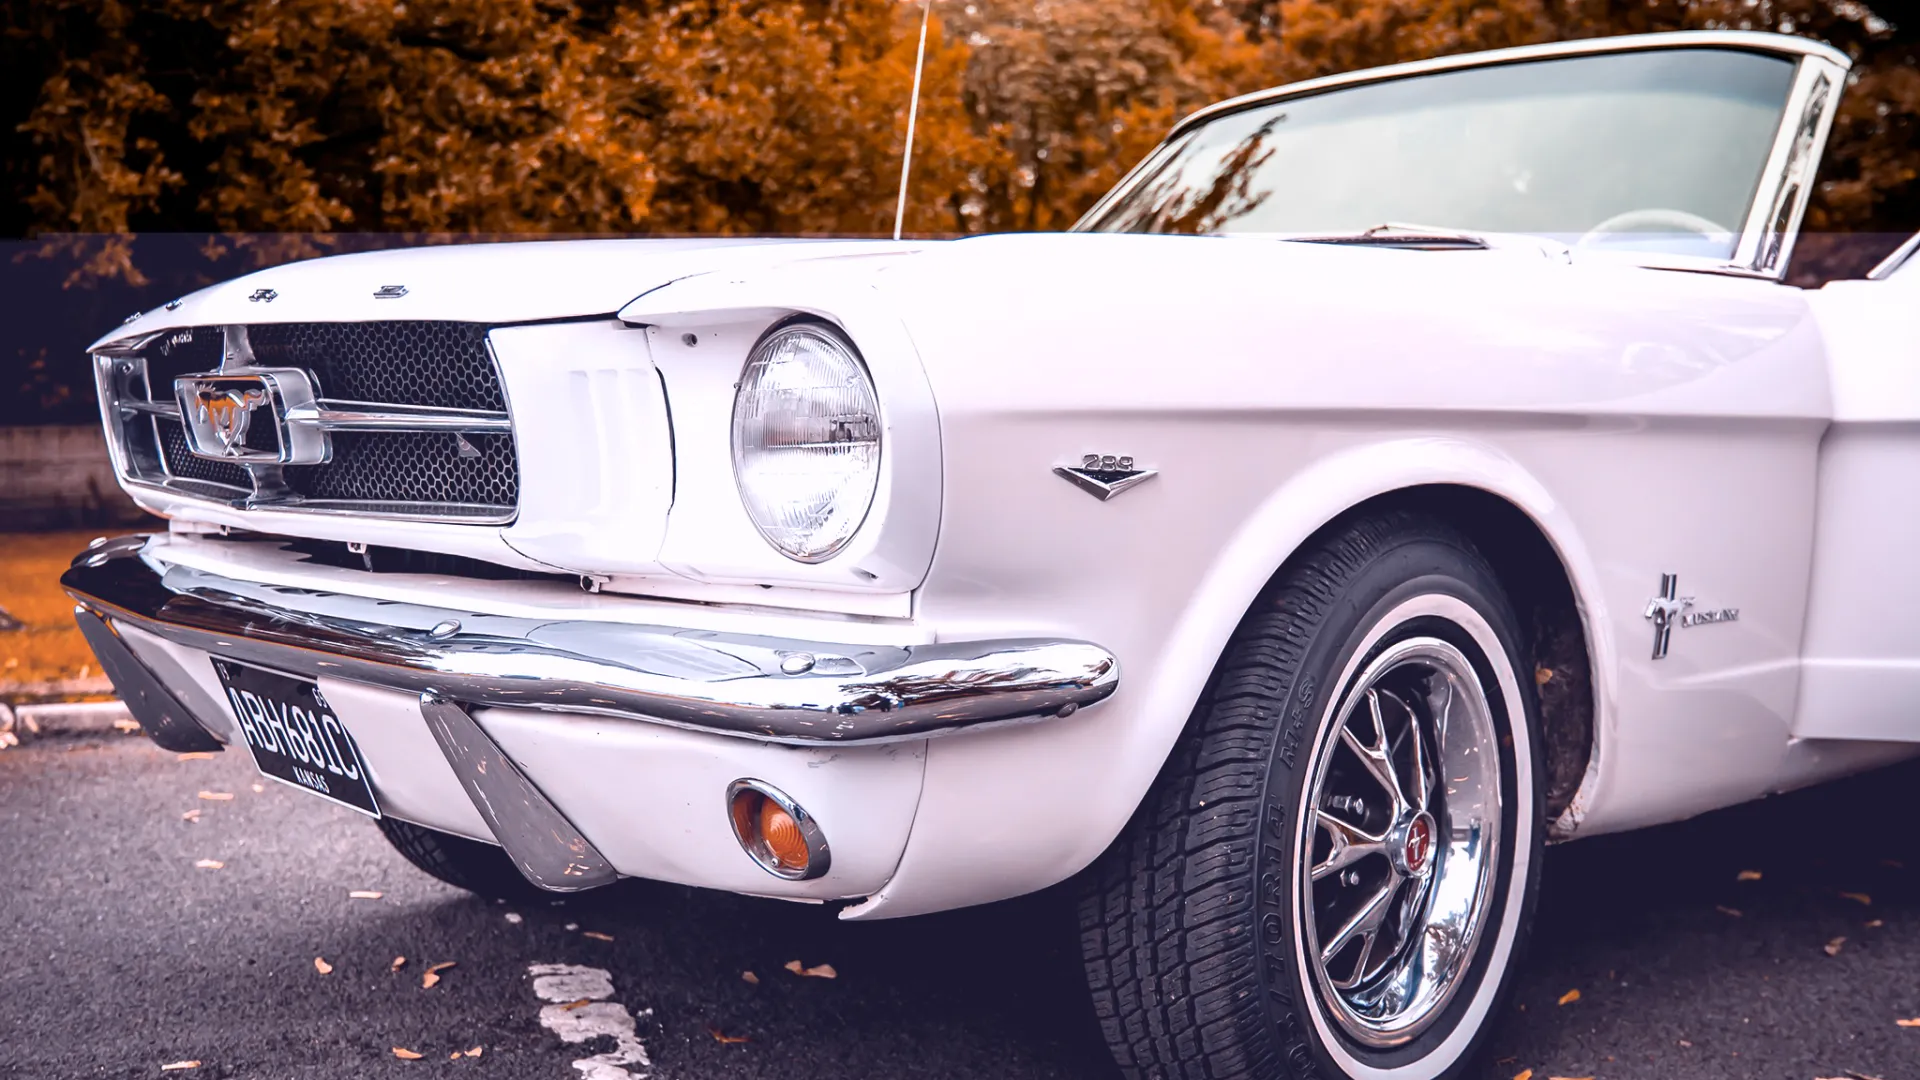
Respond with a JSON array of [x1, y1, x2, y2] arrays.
[[1868, 231, 1920, 280], [1074, 32, 1852, 283], [1167, 32, 1850, 144]]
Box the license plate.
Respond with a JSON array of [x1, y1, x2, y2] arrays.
[[212, 659, 380, 817]]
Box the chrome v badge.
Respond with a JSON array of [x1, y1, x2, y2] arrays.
[[1056, 454, 1157, 501]]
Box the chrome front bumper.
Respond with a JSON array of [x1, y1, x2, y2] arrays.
[[61, 537, 1120, 746]]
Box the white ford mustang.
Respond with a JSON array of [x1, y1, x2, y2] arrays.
[[67, 29, 1920, 1080]]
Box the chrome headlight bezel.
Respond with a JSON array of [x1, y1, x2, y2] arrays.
[[729, 320, 884, 563]]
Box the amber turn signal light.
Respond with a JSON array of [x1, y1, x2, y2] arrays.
[[726, 779, 831, 881]]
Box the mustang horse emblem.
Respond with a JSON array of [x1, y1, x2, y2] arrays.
[[195, 387, 270, 456]]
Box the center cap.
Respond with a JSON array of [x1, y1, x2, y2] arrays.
[[1395, 811, 1437, 876]]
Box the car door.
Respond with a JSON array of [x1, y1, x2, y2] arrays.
[[1795, 236, 1920, 740]]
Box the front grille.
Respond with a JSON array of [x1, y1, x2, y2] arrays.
[[248, 322, 503, 410], [285, 432, 517, 507], [103, 322, 518, 522]]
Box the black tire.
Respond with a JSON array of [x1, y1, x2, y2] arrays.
[[377, 816, 538, 899], [1078, 512, 1544, 1080]]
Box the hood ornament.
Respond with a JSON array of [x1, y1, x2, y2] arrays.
[[248, 288, 278, 302], [373, 284, 408, 299], [1056, 454, 1157, 501]]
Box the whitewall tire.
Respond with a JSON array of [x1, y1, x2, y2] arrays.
[[1079, 512, 1543, 1080]]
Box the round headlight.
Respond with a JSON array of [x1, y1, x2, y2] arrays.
[[730, 323, 882, 563]]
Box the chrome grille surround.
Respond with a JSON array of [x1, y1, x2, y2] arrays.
[[94, 322, 519, 524]]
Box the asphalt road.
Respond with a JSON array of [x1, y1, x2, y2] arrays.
[[2, 734, 1917, 1080]]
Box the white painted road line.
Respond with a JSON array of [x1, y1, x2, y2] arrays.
[[529, 963, 654, 1080]]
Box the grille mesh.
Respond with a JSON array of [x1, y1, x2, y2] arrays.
[[248, 322, 503, 410], [156, 418, 252, 489], [286, 432, 518, 507]]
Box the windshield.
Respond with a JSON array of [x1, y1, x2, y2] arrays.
[[1080, 49, 1797, 260]]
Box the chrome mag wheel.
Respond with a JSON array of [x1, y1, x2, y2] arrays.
[[1300, 635, 1502, 1048]]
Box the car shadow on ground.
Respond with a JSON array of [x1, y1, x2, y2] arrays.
[[545, 754, 1920, 1079]]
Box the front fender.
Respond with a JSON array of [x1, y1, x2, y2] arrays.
[[848, 435, 1610, 919]]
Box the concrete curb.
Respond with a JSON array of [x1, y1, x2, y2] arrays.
[[0, 699, 136, 746], [2, 676, 116, 702]]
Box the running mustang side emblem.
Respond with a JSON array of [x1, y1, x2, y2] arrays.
[[195, 388, 271, 456], [1643, 573, 1739, 659], [1055, 454, 1158, 501]]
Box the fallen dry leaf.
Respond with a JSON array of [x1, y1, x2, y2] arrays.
[[422, 961, 457, 989], [581, 931, 615, 942], [314, 957, 334, 975], [504, 912, 522, 924], [1824, 937, 1847, 957], [1896, 1018, 1920, 1027], [1867, 920, 1885, 928], [709, 1027, 749, 1044], [564, 922, 579, 931], [1715, 905, 1742, 917], [741, 971, 760, 985], [1556, 989, 1580, 1006], [1534, 668, 1553, 685], [348, 890, 383, 900], [465, 1047, 483, 1058], [448, 1052, 460, 1061], [778, 960, 835, 979], [159, 1063, 201, 1072], [1547, 1076, 1594, 1080], [177, 752, 215, 761], [197, 791, 234, 801], [113, 717, 142, 733], [559, 998, 594, 1011], [391, 1047, 423, 1060], [1736, 870, 1762, 882], [391, 956, 407, 971], [1841, 892, 1873, 906], [251, 783, 264, 793], [193, 859, 224, 870], [180, 809, 202, 823], [1678, 1040, 1692, 1047], [1514, 1070, 1533, 1080]]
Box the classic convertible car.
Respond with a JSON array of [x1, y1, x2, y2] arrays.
[[66, 29, 1920, 1080]]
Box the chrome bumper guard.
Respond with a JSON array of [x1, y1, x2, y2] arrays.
[[61, 538, 1121, 746], [72, 604, 225, 754]]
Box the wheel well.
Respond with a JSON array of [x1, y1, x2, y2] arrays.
[[1330, 485, 1595, 824]]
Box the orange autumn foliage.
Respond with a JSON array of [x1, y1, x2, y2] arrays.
[[4, 0, 1916, 281]]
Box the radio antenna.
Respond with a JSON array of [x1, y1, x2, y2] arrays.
[[892, 0, 933, 241]]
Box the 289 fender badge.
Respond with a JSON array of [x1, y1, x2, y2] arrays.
[[1643, 573, 1739, 659], [1055, 454, 1157, 501]]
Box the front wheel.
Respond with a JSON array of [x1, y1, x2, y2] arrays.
[[1079, 512, 1543, 1080], [377, 816, 538, 900]]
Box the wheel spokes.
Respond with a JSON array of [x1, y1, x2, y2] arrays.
[[1321, 878, 1397, 988], [1340, 690, 1405, 812], [1312, 809, 1387, 881], [1405, 691, 1432, 812]]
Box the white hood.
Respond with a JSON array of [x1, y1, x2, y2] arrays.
[[91, 237, 923, 351]]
